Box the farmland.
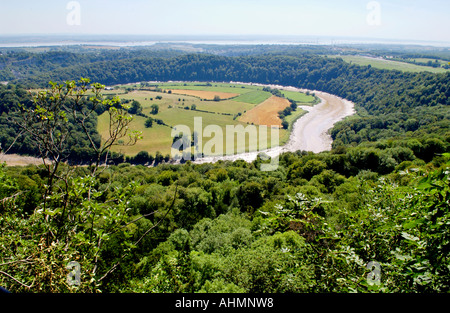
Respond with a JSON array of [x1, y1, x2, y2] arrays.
[[240, 95, 291, 127], [168, 89, 240, 100], [97, 82, 317, 157], [328, 55, 450, 73], [279, 90, 317, 103]]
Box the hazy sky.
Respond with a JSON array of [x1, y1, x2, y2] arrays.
[[1, 0, 449, 43]]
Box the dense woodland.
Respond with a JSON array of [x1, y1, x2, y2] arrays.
[[0, 47, 449, 293]]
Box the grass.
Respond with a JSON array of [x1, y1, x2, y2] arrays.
[[194, 99, 254, 115], [97, 113, 173, 156], [279, 90, 316, 103], [168, 89, 240, 100], [96, 83, 313, 157], [232, 90, 272, 104], [328, 55, 449, 73], [409, 58, 449, 65], [155, 82, 254, 95]]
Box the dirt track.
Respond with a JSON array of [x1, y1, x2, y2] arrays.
[[194, 84, 355, 164]]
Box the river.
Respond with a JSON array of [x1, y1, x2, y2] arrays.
[[193, 83, 355, 164]]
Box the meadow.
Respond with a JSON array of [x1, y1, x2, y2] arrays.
[[328, 55, 449, 73], [407, 57, 449, 66], [279, 90, 316, 103], [97, 82, 316, 157]]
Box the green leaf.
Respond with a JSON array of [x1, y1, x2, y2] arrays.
[[401, 232, 420, 242], [402, 218, 425, 230]]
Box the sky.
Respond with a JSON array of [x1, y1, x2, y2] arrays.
[[0, 0, 449, 44]]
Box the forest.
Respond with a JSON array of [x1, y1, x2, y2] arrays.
[[0, 47, 449, 293], [1, 50, 449, 162], [1, 130, 449, 292]]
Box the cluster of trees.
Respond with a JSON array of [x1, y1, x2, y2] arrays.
[[331, 105, 450, 148], [1, 135, 449, 292], [0, 83, 104, 163], [394, 57, 450, 69], [278, 100, 298, 129], [0, 49, 185, 82], [125, 150, 170, 166], [0, 83, 178, 167]]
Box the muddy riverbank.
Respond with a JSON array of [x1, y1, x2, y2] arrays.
[[194, 83, 355, 164]]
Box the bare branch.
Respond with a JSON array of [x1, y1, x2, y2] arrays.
[[1, 191, 24, 204], [0, 257, 34, 267], [1, 129, 24, 155], [0, 270, 33, 289]]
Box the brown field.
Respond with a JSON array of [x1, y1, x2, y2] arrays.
[[239, 96, 290, 127], [168, 89, 240, 100], [0, 154, 45, 166]]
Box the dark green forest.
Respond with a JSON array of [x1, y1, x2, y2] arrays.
[[0, 47, 449, 293]]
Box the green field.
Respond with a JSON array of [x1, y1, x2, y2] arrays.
[[232, 90, 272, 104], [98, 83, 315, 157], [328, 55, 449, 73], [284, 107, 308, 127], [280, 90, 317, 104], [408, 58, 449, 66], [152, 82, 260, 95], [194, 99, 254, 114]]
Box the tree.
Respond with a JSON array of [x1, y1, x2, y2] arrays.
[[237, 181, 264, 212], [11, 78, 142, 196], [0, 79, 157, 292], [290, 101, 297, 111], [133, 151, 151, 165], [151, 104, 159, 115], [128, 100, 143, 115], [145, 117, 153, 128], [154, 151, 164, 165], [281, 120, 289, 130]]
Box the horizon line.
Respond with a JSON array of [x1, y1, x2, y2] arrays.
[[0, 33, 450, 48]]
